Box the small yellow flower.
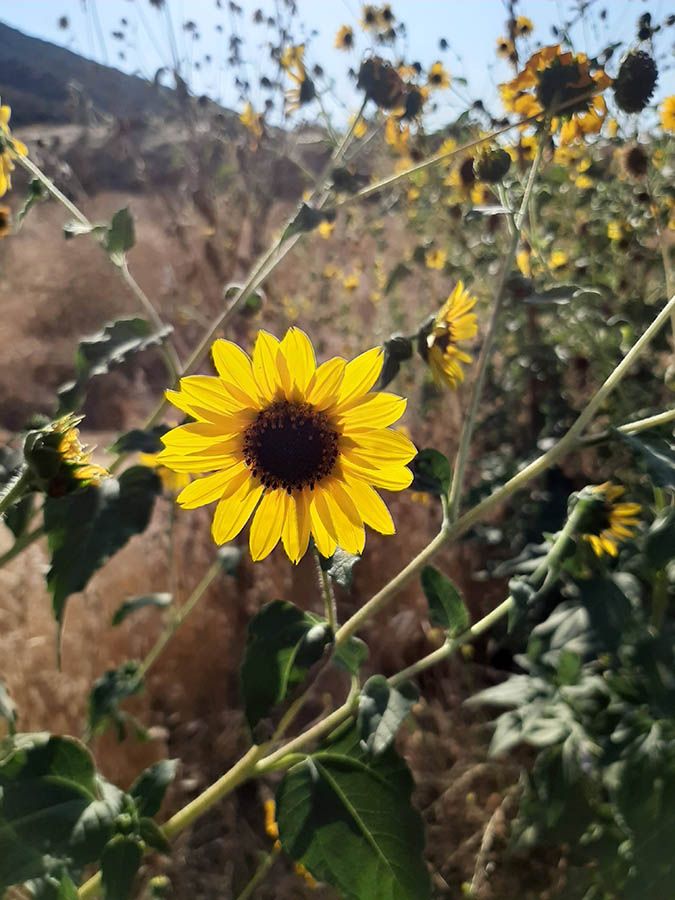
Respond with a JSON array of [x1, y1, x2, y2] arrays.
[[360, 4, 379, 30], [322, 263, 341, 280], [139, 452, 190, 495], [157, 330, 416, 562], [427, 282, 479, 389], [496, 37, 515, 59], [515, 15, 534, 36], [239, 102, 263, 141], [343, 272, 360, 291], [0, 101, 28, 197], [605, 117, 619, 137], [335, 25, 354, 50], [427, 62, 450, 90], [607, 221, 623, 241], [516, 247, 532, 278], [317, 219, 335, 239], [350, 113, 368, 139], [550, 249, 568, 269], [660, 96, 675, 133], [384, 117, 409, 155], [424, 248, 447, 270], [574, 174, 593, 190], [581, 483, 641, 558]]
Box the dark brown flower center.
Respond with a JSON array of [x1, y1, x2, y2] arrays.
[[536, 60, 592, 115], [243, 400, 339, 493]]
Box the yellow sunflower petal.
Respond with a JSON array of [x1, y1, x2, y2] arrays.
[[176, 462, 246, 509], [157, 447, 241, 473], [252, 331, 283, 402], [282, 489, 312, 563], [212, 476, 264, 545], [309, 491, 338, 557], [280, 327, 316, 393], [341, 456, 413, 490], [307, 357, 346, 409], [211, 339, 260, 400], [249, 489, 287, 560], [161, 422, 239, 451], [601, 535, 618, 557], [321, 481, 366, 555], [344, 429, 417, 465], [336, 347, 384, 407], [338, 392, 407, 431], [342, 476, 395, 534]]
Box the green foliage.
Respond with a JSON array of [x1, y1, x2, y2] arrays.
[[644, 507, 675, 570], [378, 335, 413, 390], [103, 208, 136, 266], [112, 593, 172, 627], [87, 661, 144, 741], [282, 202, 336, 240], [15, 178, 48, 227], [109, 426, 169, 455], [101, 835, 143, 900], [57, 318, 173, 414], [618, 432, 675, 489], [240, 601, 331, 729], [358, 676, 418, 755], [129, 759, 178, 818], [0, 734, 125, 891], [421, 565, 470, 636], [409, 448, 451, 496], [334, 635, 369, 674], [276, 726, 430, 900], [321, 547, 360, 589], [44, 466, 161, 626]]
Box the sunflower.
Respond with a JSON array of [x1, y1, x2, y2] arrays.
[[24, 414, 109, 496], [660, 96, 675, 133], [427, 62, 450, 90], [514, 15, 534, 37], [424, 248, 446, 270], [0, 101, 28, 197], [157, 330, 416, 562], [426, 282, 478, 389], [335, 25, 354, 50], [361, 4, 379, 30], [499, 45, 609, 142], [580, 483, 641, 558], [0, 204, 10, 238]]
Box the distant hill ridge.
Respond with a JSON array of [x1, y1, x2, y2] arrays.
[[0, 21, 179, 125]]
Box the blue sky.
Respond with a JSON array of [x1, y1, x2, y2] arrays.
[[1, 0, 672, 126]]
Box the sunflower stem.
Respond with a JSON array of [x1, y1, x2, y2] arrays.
[[0, 467, 31, 519], [447, 124, 548, 524], [14, 153, 181, 381], [314, 546, 338, 631]]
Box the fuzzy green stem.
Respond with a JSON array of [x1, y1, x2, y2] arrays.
[[314, 546, 338, 631], [0, 468, 31, 518], [447, 125, 548, 522]]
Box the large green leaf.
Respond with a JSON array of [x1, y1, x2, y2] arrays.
[[129, 759, 178, 818], [618, 433, 675, 489], [44, 466, 161, 625], [421, 566, 470, 636], [409, 449, 451, 496], [57, 318, 172, 414], [87, 661, 144, 742], [358, 676, 418, 755], [276, 727, 431, 900], [240, 601, 331, 729], [0, 734, 124, 891], [101, 835, 143, 900]]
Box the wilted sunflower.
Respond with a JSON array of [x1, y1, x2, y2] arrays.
[[499, 45, 609, 143], [23, 414, 109, 496], [426, 282, 478, 389], [427, 62, 450, 89], [157, 330, 416, 562], [580, 483, 640, 558], [0, 101, 28, 197], [335, 25, 354, 50], [281, 46, 316, 112]]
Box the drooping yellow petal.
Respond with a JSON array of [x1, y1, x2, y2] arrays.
[[176, 462, 246, 509], [336, 347, 384, 407], [338, 392, 407, 431], [320, 481, 366, 555], [212, 476, 264, 544], [249, 489, 287, 560], [282, 489, 312, 563], [280, 327, 316, 393]]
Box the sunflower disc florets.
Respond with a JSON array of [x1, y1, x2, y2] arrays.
[[613, 50, 658, 113], [474, 147, 512, 184]]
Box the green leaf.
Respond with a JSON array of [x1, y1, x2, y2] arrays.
[[103, 208, 136, 266], [44, 466, 161, 626], [63, 220, 106, 240], [618, 432, 675, 489], [378, 335, 413, 390], [556, 650, 582, 686], [101, 835, 143, 900], [240, 601, 332, 729], [322, 548, 360, 589], [384, 262, 412, 295], [358, 676, 418, 755], [112, 593, 172, 627], [409, 448, 451, 496], [27, 872, 79, 900], [129, 759, 178, 818], [421, 566, 469, 636], [0, 734, 124, 890], [0, 679, 17, 734], [88, 662, 143, 741], [57, 318, 173, 414], [276, 727, 431, 900], [281, 203, 335, 241], [644, 508, 675, 570], [5, 492, 35, 540], [109, 426, 170, 455], [334, 636, 369, 675], [138, 817, 171, 855], [15, 178, 48, 227]]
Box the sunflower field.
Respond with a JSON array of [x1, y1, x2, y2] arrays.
[[0, 1, 674, 898]]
